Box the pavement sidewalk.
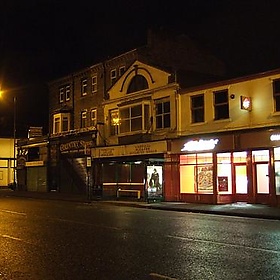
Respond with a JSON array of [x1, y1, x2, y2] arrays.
[[1, 188, 280, 220]]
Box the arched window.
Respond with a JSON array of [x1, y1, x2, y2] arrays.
[[127, 75, 148, 94]]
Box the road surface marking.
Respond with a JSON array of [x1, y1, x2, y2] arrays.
[[0, 209, 26, 216], [0, 234, 35, 245], [149, 273, 178, 279], [167, 235, 280, 254], [1, 234, 23, 242]]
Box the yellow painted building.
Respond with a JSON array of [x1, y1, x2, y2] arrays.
[[0, 138, 15, 187], [173, 69, 280, 206]]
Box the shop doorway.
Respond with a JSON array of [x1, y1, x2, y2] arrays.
[[234, 164, 248, 201], [252, 150, 269, 203]]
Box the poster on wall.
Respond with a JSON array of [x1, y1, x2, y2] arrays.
[[218, 176, 228, 192], [196, 165, 213, 192], [146, 165, 163, 200]]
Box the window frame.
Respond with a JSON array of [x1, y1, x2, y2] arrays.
[[59, 87, 64, 103], [52, 113, 70, 134], [81, 78, 88, 96], [90, 109, 97, 126], [273, 79, 280, 112], [91, 75, 97, 93], [111, 69, 117, 85], [155, 98, 171, 129], [81, 110, 87, 128], [110, 109, 119, 136], [119, 66, 125, 77], [119, 102, 150, 134], [213, 89, 229, 120], [65, 85, 70, 101], [191, 94, 205, 123]]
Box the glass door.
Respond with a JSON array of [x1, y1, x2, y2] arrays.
[[235, 165, 248, 194]]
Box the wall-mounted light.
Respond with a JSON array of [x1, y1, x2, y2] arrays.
[[240, 96, 252, 111]]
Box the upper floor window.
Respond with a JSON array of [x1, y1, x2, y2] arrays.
[[127, 75, 148, 94], [214, 89, 229, 120], [119, 66, 125, 76], [119, 103, 150, 133], [52, 113, 70, 134], [81, 79, 87, 96], [81, 110, 87, 128], [90, 109, 97, 126], [191, 94, 204, 123], [273, 79, 280, 112], [155, 98, 170, 129], [111, 69, 117, 85], [92, 76, 97, 93], [65, 85, 70, 101], [110, 109, 119, 136], [59, 88, 64, 103]]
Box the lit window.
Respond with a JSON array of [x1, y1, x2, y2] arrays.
[[155, 99, 170, 129], [191, 94, 204, 123], [81, 79, 87, 96], [110, 109, 119, 136], [214, 89, 229, 120], [92, 76, 97, 93]]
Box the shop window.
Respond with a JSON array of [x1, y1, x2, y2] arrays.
[[273, 79, 280, 112], [252, 150, 269, 162], [214, 89, 229, 120], [191, 94, 204, 123], [127, 75, 148, 93], [274, 148, 280, 195], [119, 103, 150, 134], [180, 153, 213, 194], [28, 147, 39, 161], [155, 98, 170, 129], [233, 151, 247, 163], [217, 153, 232, 194], [102, 163, 116, 183]]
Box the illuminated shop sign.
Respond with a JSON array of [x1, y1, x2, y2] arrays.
[[181, 139, 219, 152], [270, 134, 280, 141], [240, 96, 252, 111]]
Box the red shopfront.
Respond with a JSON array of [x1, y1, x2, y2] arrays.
[[171, 129, 280, 206]]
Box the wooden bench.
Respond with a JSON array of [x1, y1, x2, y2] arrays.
[[117, 189, 141, 199]]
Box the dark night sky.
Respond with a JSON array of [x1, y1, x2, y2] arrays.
[[1, 0, 280, 137]]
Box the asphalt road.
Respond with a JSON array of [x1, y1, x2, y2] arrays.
[[0, 196, 280, 280]]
